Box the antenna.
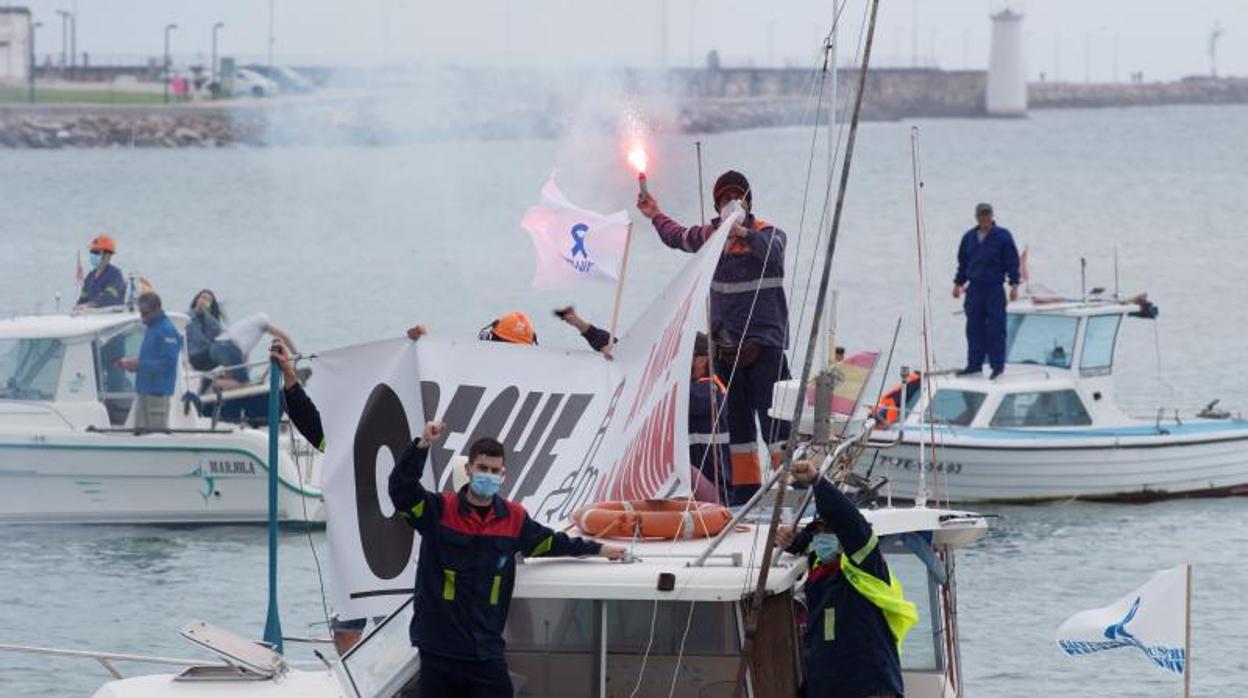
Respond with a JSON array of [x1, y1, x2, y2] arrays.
[[1113, 247, 1120, 299], [1080, 257, 1087, 300]]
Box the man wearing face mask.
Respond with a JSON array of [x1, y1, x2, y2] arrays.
[[778, 460, 918, 698], [76, 234, 127, 309], [389, 421, 627, 697], [115, 293, 182, 431], [637, 171, 790, 505]]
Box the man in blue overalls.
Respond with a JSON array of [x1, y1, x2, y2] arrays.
[[953, 203, 1020, 379]]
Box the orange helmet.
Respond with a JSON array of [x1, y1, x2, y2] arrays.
[[481, 311, 537, 345], [89, 234, 117, 254]]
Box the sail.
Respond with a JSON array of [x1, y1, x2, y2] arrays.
[[311, 214, 731, 618]]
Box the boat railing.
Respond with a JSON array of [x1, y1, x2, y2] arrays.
[[0, 641, 219, 680]]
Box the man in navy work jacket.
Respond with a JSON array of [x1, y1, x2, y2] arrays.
[[389, 421, 627, 697], [75, 234, 127, 309], [778, 460, 917, 698], [116, 293, 182, 431], [953, 202, 1021, 379], [637, 170, 790, 505]]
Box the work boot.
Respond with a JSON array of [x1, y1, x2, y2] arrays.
[[989, 368, 1004, 380]]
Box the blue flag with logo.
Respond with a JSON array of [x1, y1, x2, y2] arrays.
[[1056, 565, 1189, 676], [522, 175, 630, 290]]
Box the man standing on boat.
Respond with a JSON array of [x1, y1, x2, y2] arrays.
[[953, 203, 1020, 379], [390, 421, 627, 697], [637, 170, 790, 505], [115, 293, 182, 431], [779, 460, 917, 698], [75, 234, 126, 309]]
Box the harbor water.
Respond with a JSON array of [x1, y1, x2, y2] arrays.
[[2, 104, 1247, 695]]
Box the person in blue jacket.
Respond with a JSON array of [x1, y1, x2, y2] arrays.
[[779, 460, 918, 698], [952, 203, 1021, 379], [116, 293, 182, 431], [75, 234, 127, 309], [637, 170, 790, 504], [389, 421, 627, 697]]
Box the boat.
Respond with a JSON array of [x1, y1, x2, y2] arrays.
[[860, 295, 1248, 503], [0, 309, 324, 524]]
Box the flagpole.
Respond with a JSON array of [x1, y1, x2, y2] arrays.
[[1184, 564, 1192, 698], [607, 222, 634, 348]]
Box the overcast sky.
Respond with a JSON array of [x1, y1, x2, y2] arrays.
[[16, 0, 1247, 81]]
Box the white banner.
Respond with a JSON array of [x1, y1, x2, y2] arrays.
[[1056, 565, 1189, 675], [521, 176, 631, 290], [311, 214, 734, 618]]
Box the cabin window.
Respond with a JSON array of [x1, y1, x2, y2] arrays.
[[990, 390, 1092, 427], [505, 598, 598, 697], [94, 328, 143, 425], [0, 339, 65, 401], [883, 544, 943, 672], [925, 390, 986, 427], [1080, 315, 1121, 374], [606, 600, 740, 697], [1005, 314, 1078, 368]]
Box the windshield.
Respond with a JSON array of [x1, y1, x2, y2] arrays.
[[0, 339, 65, 401], [1005, 313, 1079, 368]]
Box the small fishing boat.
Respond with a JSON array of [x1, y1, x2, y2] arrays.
[[0, 309, 323, 524], [862, 295, 1248, 503]]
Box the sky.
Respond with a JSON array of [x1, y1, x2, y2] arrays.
[[12, 0, 1247, 81]]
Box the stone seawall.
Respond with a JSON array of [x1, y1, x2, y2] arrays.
[[0, 105, 263, 148]]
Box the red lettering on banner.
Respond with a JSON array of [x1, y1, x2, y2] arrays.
[[601, 382, 679, 500], [625, 278, 700, 426]]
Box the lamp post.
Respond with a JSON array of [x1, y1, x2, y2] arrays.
[[163, 23, 178, 104], [55, 10, 70, 70], [211, 22, 224, 83], [29, 21, 42, 103]]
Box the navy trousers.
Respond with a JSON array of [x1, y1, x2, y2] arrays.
[[716, 345, 791, 505], [414, 653, 513, 698], [964, 284, 1007, 373]]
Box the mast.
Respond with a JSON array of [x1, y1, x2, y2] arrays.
[[730, 0, 882, 694], [909, 126, 934, 508]]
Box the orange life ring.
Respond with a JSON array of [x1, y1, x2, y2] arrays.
[[571, 499, 733, 540]]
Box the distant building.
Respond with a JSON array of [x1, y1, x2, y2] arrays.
[[0, 7, 33, 86]]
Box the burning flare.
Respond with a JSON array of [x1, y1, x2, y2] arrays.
[[627, 144, 649, 174]]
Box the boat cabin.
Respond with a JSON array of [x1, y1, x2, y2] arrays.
[[0, 310, 200, 433], [337, 506, 988, 698]]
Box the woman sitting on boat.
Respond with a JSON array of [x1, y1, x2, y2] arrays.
[[186, 289, 298, 390]]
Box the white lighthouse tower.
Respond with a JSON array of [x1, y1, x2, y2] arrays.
[[986, 7, 1027, 116]]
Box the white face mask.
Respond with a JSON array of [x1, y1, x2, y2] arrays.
[[89, 252, 103, 269], [812, 534, 840, 563]]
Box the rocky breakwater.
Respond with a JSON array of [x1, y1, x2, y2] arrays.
[[1030, 77, 1248, 110], [0, 105, 268, 148]]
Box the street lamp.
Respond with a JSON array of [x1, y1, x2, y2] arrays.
[[55, 10, 70, 69], [163, 23, 178, 104], [29, 21, 42, 103], [211, 22, 224, 83]]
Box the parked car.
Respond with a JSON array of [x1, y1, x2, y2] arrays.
[[243, 64, 316, 94], [231, 67, 281, 97]]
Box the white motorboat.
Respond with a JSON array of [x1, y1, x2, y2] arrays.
[[861, 296, 1248, 503], [0, 310, 324, 524]]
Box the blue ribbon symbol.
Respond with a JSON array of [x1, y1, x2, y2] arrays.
[[570, 223, 589, 258]]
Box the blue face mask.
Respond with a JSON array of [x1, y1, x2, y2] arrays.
[[88, 252, 102, 269], [469, 472, 502, 499], [811, 534, 841, 564]]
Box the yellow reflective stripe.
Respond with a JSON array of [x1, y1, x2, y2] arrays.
[[850, 533, 878, 565], [823, 608, 835, 642], [316, 438, 326, 451], [840, 552, 919, 651], [490, 575, 502, 605], [410, 500, 425, 519], [442, 569, 456, 601], [531, 535, 553, 557]]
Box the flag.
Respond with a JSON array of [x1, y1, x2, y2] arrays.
[[75, 251, 84, 288], [1056, 565, 1189, 675], [522, 175, 630, 290], [803, 350, 880, 417]]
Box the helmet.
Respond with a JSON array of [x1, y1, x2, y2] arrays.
[[89, 234, 117, 254], [481, 311, 537, 345]]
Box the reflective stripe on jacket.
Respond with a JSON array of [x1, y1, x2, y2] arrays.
[[652, 213, 788, 348]]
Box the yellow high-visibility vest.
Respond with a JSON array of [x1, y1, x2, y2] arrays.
[[838, 534, 920, 651]]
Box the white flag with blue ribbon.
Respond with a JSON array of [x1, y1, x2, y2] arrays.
[[1056, 565, 1190, 676], [522, 175, 630, 290]]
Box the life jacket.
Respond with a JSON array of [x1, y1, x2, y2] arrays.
[[874, 372, 921, 425], [723, 218, 772, 256]]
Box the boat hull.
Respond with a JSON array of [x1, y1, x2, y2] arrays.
[[0, 431, 323, 524], [861, 426, 1248, 503]]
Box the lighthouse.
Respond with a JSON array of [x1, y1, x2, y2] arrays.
[[986, 8, 1027, 117]]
